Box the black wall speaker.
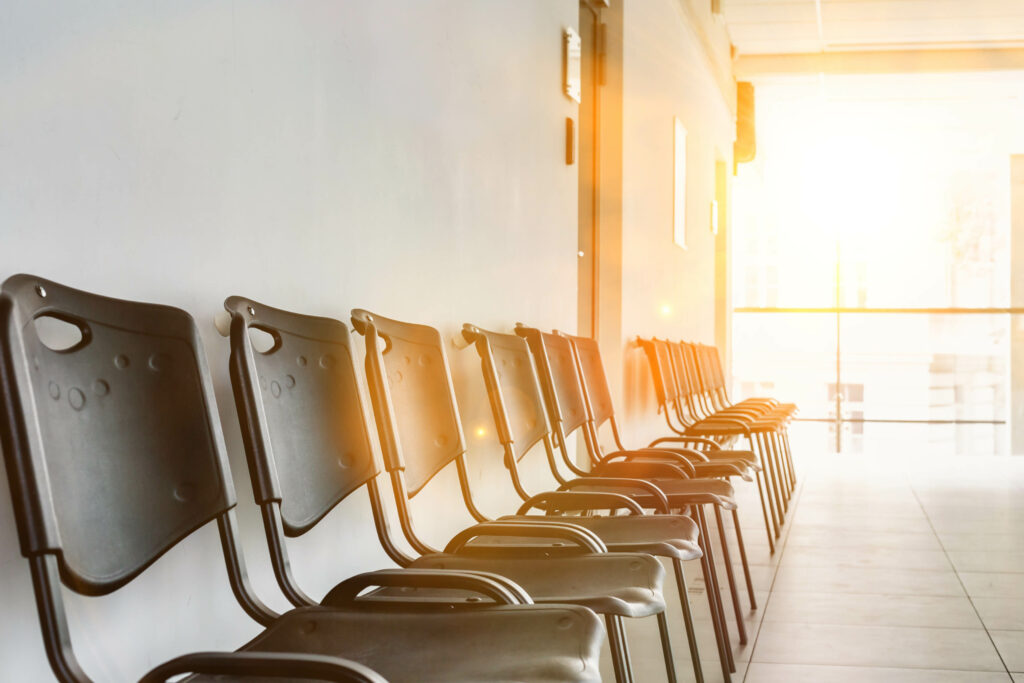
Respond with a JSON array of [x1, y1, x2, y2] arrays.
[[735, 81, 756, 167]]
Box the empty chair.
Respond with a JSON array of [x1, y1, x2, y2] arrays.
[[460, 322, 717, 683], [0, 275, 604, 683], [658, 338, 792, 547], [515, 324, 755, 681], [227, 299, 668, 683], [687, 342, 797, 493]]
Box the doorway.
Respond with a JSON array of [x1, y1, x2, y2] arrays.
[[577, 0, 603, 337]]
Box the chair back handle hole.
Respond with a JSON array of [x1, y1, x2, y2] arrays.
[[247, 325, 281, 354], [33, 313, 88, 353]]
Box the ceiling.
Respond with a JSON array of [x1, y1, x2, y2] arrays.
[[721, 0, 1024, 56]]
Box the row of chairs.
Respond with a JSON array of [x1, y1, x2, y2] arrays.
[[0, 275, 794, 682], [638, 338, 799, 554]]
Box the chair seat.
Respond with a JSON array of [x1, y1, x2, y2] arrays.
[[496, 513, 702, 561], [404, 552, 666, 618], [188, 604, 603, 683], [570, 477, 736, 511], [691, 462, 753, 480], [703, 449, 760, 469], [687, 420, 778, 435]]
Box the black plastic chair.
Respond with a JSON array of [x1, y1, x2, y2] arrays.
[[657, 338, 792, 547], [686, 341, 797, 500], [460, 322, 711, 683], [351, 309, 676, 683], [515, 325, 751, 681], [0, 275, 603, 683]]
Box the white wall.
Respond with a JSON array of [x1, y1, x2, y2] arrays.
[[0, 0, 730, 679], [617, 0, 736, 447], [0, 1, 579, 679]]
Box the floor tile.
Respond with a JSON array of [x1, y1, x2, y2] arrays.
[[939, 533, 1024, 553], [752, 622, 1004, 671], [991, 631, 1024, 672], [772, 565, 965, 596], [972, 597, 1024, 630], [745, 662, 1010, 683], [779, 546, 952, 571], [788, 514, 934, 534], [785, 528, 943, 550], [764, 592, 981, 628], [960, 572, 1024, 598], [948, 551, 1024, 574]]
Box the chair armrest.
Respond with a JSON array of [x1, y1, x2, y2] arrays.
[[649, 435, 723, 450], [601, 447, 706, 467], [445, 520, 608, 554], [516, 490, 645, 516], [141, 652, 388, 683], [559, 477, 671, 513], [648, 435, 722, 450], [321, 568, 531, 607]]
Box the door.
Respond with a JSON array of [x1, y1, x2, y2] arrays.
[[577, 1, 603, 337]]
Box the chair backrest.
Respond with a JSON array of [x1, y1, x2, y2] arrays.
[[702, 343, 728, 394], [226, 297, 378, 536], [0, 275, 234, 596], [561, 332, 616, 427], [638, 338, 680, 409], [351, 310, 466, 496], [515, 325, 590, 437], [462, 324, 550, 462], [681, 342, 710, 397]]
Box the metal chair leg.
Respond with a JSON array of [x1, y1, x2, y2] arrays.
[[756, 432, 784, 536], [672, 559, 704, 683], [765, 431, 787, 514], [770, 432, 791, 507], [713, 505, 747, 645], [696, 505, 735, 677], [782, 430, 797, 487], [605, 615, 635, 683], [750, 434, 780, 538], [754, 467, 775, 554], [656, 611, 678, 683], [731, 508, 757, 610]]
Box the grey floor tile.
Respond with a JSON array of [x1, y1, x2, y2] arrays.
[[772, 565, 965, 596], [788, 515, 934, 534], [948, 551, 1024, 574], [779, 546, 952, 571], [764, 592, 981, 628], [939, 533, 1024, 553], [973, 597, 1024, 630], [960, 572, 1024, 598], [991, 630, 1024, 672], [745, 662, 1011, 683], [785, 528, 943, 550], [752, 622, 1003, 671]]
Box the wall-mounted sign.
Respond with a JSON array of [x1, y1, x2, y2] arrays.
[[564, 27, 582, 103]]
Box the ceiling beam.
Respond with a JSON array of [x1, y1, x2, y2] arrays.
[[735, 46, 1024, 77]]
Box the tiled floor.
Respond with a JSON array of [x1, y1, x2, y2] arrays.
[[615, 455, 1024, 682]]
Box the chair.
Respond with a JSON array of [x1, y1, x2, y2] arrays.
[[659, 338, 793, 546], [0, 274, 603, 683], [459, 322, 716, 683], [688, 342, 797, 493], [514, 325, 754, 682], [227, 298, 666, 683]]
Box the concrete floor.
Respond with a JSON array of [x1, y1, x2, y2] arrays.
[[608, 454, 1024, 682]]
